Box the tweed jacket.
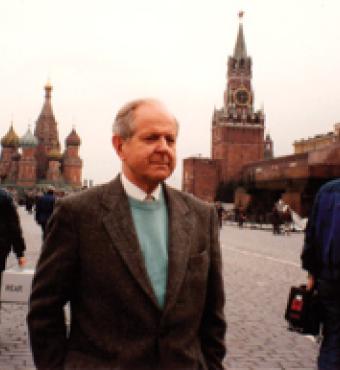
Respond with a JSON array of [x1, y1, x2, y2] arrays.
[[27, 176, 226, 370]]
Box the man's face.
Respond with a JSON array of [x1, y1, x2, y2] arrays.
[[113, 102, 178, 193]]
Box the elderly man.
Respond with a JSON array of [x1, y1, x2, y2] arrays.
[[27, 99, 226, 370]]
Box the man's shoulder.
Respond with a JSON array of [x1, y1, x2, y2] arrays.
[[319, 178, 340, 194], [41, 193, 55, 202], [57, 180, 119, 213], [59, 183, 107, 206], [166, 186, 214, 213], [0, 188, 9, 199], [0, 188, 13, 205]]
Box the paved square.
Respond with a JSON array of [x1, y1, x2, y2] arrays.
[[0, 208, 319, 369]]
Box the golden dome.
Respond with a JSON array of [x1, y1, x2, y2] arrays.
[[1, 124, 19, 147], [45, 79, 52, 90], [48, 148, 62, 161]]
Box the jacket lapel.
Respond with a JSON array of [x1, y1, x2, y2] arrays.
[[101, 177, 160, 309], [163, 185, 194, 314]]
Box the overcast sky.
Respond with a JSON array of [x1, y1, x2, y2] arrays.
[[1, 0, 339, 188]]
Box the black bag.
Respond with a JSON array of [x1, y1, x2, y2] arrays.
[[284, 284, 321, 336]]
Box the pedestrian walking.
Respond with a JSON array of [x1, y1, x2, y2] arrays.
[[301, 178, 340, 370], [34, 186, 55, 239], [282, 205, 292, 235], [235, 206, 245, 227], [216, 202, 224, 228], [271, 205, 281, 234], [24, 190, 35, 214], [238, 208, 246, 228], [0, 188, 26, 293], [27, 98, 227, 370]]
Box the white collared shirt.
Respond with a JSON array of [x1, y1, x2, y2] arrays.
[[121, 173, 161, 201]]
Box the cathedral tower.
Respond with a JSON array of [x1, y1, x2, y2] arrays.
[[211, 12, 265, 183], [17, 126, 38, 186], [34, 81, 61, 179], [63, 128, 82, 187]]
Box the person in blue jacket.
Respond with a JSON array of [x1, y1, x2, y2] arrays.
[[301, 178, 340, 370], [35, 186, 56, 239]]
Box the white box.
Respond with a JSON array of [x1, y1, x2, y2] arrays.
[[1, 268, 34, 303]]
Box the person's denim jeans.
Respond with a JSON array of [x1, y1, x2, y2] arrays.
[[318, 279, 340, 370]]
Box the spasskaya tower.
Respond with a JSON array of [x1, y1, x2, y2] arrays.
[[211, 12, 265, 183]]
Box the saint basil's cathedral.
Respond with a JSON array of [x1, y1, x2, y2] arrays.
[[0, 82, 82, 189]]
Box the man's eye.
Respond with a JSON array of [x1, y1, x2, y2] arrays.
[[145, 136, 157, 141], [166, 137, 175, 144]]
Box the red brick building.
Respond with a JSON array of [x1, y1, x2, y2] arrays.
[[0, 82, 82, 189], [182, 157, 219, 202]]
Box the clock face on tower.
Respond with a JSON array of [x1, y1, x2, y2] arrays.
[[235, 88, 250, 105]]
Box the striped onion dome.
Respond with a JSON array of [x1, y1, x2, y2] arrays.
[[20, 126, 38, 147]]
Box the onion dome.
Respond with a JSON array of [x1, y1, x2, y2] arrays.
[[65, 128, 81, 146], [45, 79, 52, 89], [44, 79, 52, 97], [1, 124, 19, 147], [48, 148, 62, 161], [20, 126, 38, 148]]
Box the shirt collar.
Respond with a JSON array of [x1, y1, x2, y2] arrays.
[[121, 173, 161, 201]]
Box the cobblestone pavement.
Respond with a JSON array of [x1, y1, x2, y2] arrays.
[[221, 223, 319, 369], [0, 208, 319, 369], [1, 207, 40, 370]]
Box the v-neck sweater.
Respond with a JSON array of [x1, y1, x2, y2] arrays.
[[128, 192, 168, 308]]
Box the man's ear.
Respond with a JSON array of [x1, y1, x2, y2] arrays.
[[112, 135, 125, 160]]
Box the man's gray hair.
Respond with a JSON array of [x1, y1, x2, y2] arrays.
[[112, 98, 179, 139]]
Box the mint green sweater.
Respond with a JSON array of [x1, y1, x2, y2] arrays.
[[128, 192, 168, 308]]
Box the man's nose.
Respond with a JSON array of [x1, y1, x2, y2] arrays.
[[156, 137, 169, 151]]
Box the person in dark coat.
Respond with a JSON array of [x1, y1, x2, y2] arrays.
[[216, 202, 224, 228], [34, 186, 56, 239], [282, 205, 292, 235], [24, 191, 35, 214], [271, 205, 281, 234], [0, 188, 26, 289], [301, 178, 340, 369]]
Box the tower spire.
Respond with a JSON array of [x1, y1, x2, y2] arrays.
[[39, 80, 54, 117], [34, 82, 60, 179], [44, 79, 52, 99], [233, 11, 247, 60]]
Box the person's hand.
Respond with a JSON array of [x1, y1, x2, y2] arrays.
[[306, 274, 315, 291], [18, 256, 27, 268]]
